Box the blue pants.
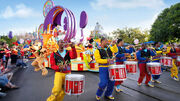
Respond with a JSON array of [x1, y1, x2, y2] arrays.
[[152, 60, 161, 80], [96, 67, 115, 97]]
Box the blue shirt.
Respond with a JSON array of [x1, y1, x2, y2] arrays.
[[58, 50, 66, 58], [115, 46, 134, 62]]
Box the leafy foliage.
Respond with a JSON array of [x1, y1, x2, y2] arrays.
[[150, 3, 180, 43], [0, 35, 17, 47], [112, 27, 149, 44]]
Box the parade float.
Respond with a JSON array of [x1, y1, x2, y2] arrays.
[[35, 0, 90, 73], [83, 22, 106, 72]]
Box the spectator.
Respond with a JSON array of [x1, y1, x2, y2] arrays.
[[16, 46, 27, 68], [3, 44, 10, 68], [3, 46, 18, 74], [0, 72, 19, 89]]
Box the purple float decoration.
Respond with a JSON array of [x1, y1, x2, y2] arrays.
[[79, 11, 88, 42], [67, 9, 75, 41], [80, 11, 88, 28], [63, 17, 67, 31], [8, 31, 13, 39], [68, 9, 76, 39], [44, 6, 71, 42], [43, 5, 88, 43]]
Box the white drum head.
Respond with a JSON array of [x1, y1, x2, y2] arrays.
[[147, 62, 161, 66], [66, 74, 85, 81], [124, 61, 137, 64], [160, 57, 172, 59]]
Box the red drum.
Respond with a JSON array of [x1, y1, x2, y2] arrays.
[[109, 65, 127, 81], [90, 61, 95, 69], [160, 57, 172, 67], [124, 61, 137, 74], [65, 74, 85, 95], [146, 62, 161, 75], [177, 56, 180, 66]]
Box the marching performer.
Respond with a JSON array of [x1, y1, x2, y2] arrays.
[[151, 42, 162, 83], [47, 40, 77, 101], [136, 43, 156, 87], [95, 37, 118, 101], [168, 43, 179, 81], [114, 39, 134, 92]]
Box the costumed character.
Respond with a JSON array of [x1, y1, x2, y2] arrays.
[[85, 38, 94, 62], [114, 39, 134, 92], [95, 37, 118, 101], [136, 43, 156, 87], [47, 40, 77, 101], [30, 41, 49, 76], [168, 43, 179, 81]]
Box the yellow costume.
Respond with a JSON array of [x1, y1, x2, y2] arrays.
[[170, 59, 179, 79], [47, 72, 67, 101], [94, 44, 118, 67], [166, 46, 179, 80]]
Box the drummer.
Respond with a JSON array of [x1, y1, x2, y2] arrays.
[[47, 40, 77, 101], [114, 39, 134, 92], [168, 43, 179, 81], [136, 43, 156, 87], [94, 37, 118, 101], [151, 42, 163, 83]]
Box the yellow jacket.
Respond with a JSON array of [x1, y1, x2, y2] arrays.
[[163, 46, 171, 55], [152, 48, 162, 61], [94, 44, 118, 67]]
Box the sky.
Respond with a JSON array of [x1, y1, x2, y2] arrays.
[[0, 0, 179, 39]]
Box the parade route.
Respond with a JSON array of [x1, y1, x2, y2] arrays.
[[0, 0, 179, 101], [1, 61, 180, 101]]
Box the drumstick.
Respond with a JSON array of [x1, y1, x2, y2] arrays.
[[112, 53, 118, 59]]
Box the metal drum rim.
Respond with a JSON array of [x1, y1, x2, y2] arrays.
[[109, 65, 125, 69]]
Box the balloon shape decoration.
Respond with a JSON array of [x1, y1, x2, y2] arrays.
[[27, 39, 31, 45], [8, 31, 13, 39], [79, 11, 88, 43], [24, 44, 29, 48], [134, 39, 139, 45], [38, 24, 44, 40], [13, 41, 19, 46], [80, 11, 88, 28], [43, 0, 54, 17], [17, 41, 21, 44], [19, 39, 24, 44]]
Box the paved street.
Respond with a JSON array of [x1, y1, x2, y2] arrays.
[[1, 61, 180, 101]]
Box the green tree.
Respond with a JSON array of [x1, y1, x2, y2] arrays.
[[112, 27, 149, 44], [0, 36, 17, 47], [150, 3, 180, 43]]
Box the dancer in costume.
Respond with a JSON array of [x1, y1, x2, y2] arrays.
[[47, 40, 77, 101], [168, 43, 179, 81], [114, 39, 133, 92], [95, 37, 118, 101], [136, 43, 156, 87], [151, 42, 162, 83]]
